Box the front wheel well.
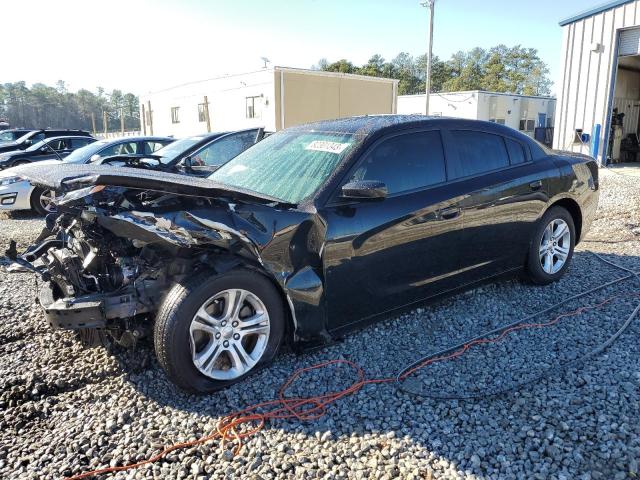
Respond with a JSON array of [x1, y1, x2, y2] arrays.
[[547, 198, 583, 244]]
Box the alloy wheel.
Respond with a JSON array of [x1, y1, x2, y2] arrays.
[[188, 288, 270, 380], [39, 190, 57, 213], [539, 218, 571, 274]]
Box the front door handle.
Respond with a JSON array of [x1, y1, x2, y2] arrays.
[[529, 180, 543, 191], [439, 207, 461, 220]]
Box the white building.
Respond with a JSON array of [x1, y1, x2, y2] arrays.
[[555, 0, 640, 164], [398, 91, 556, 140], [139, 67, 398, 137]]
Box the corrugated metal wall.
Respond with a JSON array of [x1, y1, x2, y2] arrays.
[[554, 0, 640, 161]]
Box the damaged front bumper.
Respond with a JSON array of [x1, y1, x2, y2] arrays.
[[38, 282, 154, 330]]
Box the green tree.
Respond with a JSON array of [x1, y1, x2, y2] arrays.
[[315, 44, 552, 97]]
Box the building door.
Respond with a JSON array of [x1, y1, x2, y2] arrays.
[[538, 113, 547, 128]]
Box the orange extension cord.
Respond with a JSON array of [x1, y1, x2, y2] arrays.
[[65, 291, 639, 480]]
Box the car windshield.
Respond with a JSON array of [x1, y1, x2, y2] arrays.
[[0, 131, 18, 143], [209, 131, 357, 203], [153, 136, 206, 162], [62, 140, 109, 163]]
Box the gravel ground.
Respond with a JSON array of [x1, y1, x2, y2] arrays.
[[1, 169, 640, 480]]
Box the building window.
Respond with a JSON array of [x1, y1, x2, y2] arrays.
[[198, 103, 207, 123], [526, 119, 535, 131], [246, 96, 260, 119], [547, 117, 554, 127], [519, 120, 526, 131], [171, 107, 180, 124]]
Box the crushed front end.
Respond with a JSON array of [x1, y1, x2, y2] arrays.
[[18, 188, 200, 346]]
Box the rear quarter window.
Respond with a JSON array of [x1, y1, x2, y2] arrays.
[[447, 130, 510, 179], [505, 138, 527, 165]]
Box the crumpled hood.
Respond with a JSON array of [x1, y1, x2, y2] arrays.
[[12, 163, 288, 204]]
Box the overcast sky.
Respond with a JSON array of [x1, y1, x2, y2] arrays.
[[3, 0, 597, 95]]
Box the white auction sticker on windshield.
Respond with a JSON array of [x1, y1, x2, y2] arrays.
[[305, 140, 350, 154]]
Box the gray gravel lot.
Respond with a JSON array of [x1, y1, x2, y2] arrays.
[[1, 169, 640, 480]]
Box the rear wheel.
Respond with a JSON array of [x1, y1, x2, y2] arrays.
[[154, 269, 286, 393], [30, 187, 57, 216], [526, 206, 575, 285], [12, 160, 29, 166]]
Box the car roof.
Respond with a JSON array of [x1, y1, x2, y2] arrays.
[[97, 136, 174, 143], [287, 115, 532, 139], [41, 135, 97, 142]]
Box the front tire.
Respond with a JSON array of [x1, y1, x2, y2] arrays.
[[154, 269, 286, 393], [526, 206, 575, 285]]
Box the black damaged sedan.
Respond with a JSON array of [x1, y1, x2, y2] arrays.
[[10, 116, 599, 392]]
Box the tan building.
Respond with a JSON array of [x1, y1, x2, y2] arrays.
[[139, 67, 398, 137]]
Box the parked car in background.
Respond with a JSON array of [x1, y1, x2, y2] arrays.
[[0, 129, 93, 155], [0, 129, 35, 144], [0, 136, 173, 214], [99, 128, 267, 176], [10, 116, 599, 392], [0, 136, 97, 169]]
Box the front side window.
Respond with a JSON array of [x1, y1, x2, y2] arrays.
[[448, 130, 509, 179], [97, 141, 138, 158], [171, 107, 180, 124], [210, 131, 358, 203], [192, 131, 257, 167], [144, 141, 169, 154], [28, 132, 45, 144], [349, 131, 446, 195]]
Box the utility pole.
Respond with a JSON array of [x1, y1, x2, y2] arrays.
[[103, 111, 108, 136], [120, 108, 125, 135], [421, 0, 436, 116], [203, 95, 211, 133]]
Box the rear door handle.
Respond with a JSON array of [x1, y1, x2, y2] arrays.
[[529, 180, 543, 191], [439, 207, 461, 220]]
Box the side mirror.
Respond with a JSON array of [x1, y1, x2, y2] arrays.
[[40, 146, 48, 152], [341, 180, 388, 200], [90, 154, 102, 163], [182, 156, 193, 171]]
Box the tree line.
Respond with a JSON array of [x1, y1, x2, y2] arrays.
[[315, 44, 552, 97], [0, 81, 140, 132]]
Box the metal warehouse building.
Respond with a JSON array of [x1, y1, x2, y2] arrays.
[[556, 0, 640, 164], [139, 67, 398, 137]]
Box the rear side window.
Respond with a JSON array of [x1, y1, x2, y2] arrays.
[[448, 130, 509, 179], [70, 138, 93, 149], [505, 138, 527, 165], [350, 130, 446, 195]]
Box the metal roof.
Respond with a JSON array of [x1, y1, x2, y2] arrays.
[[560, 0, 634, 26]]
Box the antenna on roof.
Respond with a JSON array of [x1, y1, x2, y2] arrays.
[[260, 57, 270, 69]]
